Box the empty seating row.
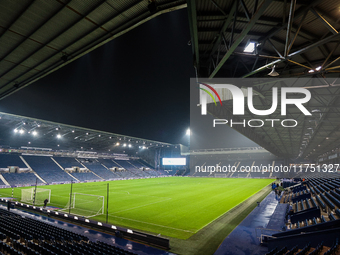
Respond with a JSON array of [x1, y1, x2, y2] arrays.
[[0, 208, 135, 255]]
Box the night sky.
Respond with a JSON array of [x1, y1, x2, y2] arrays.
[[0, 8, 257, 148]]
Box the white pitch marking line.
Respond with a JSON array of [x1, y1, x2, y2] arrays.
[[108, 214, 195, 233]]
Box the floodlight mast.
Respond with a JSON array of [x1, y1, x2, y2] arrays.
[[33, 178, 38, 206], [106, 183, 109, 224], [69, 180, 73, 214]]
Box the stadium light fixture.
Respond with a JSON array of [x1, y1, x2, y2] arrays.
[[244, 42, 255, 53], [123, 143, 127, 147], [186, 128, 191, 136], [32, 131, 37, 136], [14, 129, 18, 133], [116, 142, 120, 146], [243, 39, 259, 53], [128, 144, 132, 148], [57, 134, 61, 139], [268, 65, 279, 76], [19, 129, 25, 134]]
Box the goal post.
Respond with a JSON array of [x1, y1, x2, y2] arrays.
[[21, 188, 51, 205], [60, 193, 104, 218]]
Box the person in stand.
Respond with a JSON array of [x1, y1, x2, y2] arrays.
[[7, 200, 11, 211], [43, 198, 49, 208]]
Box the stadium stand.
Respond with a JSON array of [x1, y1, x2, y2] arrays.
[[0, 154, 27, 169], [114, 160, 147, 178], [70, 172, 101, 182], [76, 159, 115, 179], [2, 173, 43, 186], [53, 157, 103, 181], [23, 156, 74, 184], [97, 159, 134, 178], [0, 207, 136, 255], [265, 177, 340, 254]]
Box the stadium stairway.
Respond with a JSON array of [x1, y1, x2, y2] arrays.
[[0, 204, 172, 255], [0, 174, 9, 186], [214, 191, 285, 255], [20, 156, 47, 184], [74, 158, 104, 180], [51, 157, 80, 182]]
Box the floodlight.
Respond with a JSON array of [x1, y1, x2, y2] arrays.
[[244, 41, 256, 53], [14, 129, 18, 133], [32, 131, 37, 136], [19, 129, 25, 134], [57, 134, 61, 139], [186, 128, 191, 135], [268, 65, 279, 76], [128, 144, 132, 148], [315, 66, 322, 71], [123, 143, 127, 147]]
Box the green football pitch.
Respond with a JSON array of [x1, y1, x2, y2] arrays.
[[0, 177, 273, 239]]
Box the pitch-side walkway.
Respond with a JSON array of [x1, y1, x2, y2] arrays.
[[0, 204, 174, 255], [214, 191, 287, 255]]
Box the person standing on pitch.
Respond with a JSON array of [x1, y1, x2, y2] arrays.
[[43, 198, 48, 208]]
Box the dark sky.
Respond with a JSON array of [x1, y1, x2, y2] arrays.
[[0, 8, 258, 148], [0, 9, 194, 145]]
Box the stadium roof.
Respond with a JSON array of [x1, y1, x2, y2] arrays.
[[188, 0, 340, 160], [0, 0, 186, 100], [0, 111, 174, 154]]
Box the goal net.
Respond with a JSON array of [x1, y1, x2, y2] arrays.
[[214, 173, 227, 178], [60, 193, 104, 218], [21, 188, 51, 205]]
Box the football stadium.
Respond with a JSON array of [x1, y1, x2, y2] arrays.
[[0, 1, 340, 255]]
